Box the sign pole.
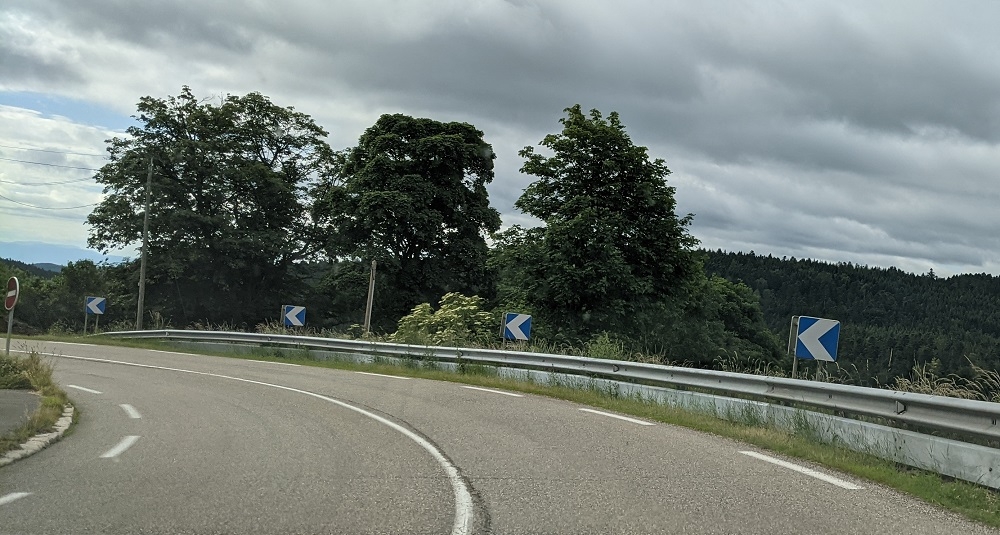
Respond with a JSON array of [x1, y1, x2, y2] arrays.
[[788, 316, 799, 379], [4, 276, 18, 356], [4, 308, 12, 357], [95, 313, 100, 333]]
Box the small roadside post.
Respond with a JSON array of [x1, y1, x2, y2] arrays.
[[501, 313, 531, 345], [282, 305, 306, 328], [85, 296, 107, 334], [790, 315, 841, 380], [5, 277, 19, 356]]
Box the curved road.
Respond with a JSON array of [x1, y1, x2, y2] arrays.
[[1, 340, 995, 534]]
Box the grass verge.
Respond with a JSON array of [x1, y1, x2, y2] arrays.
[[16, 334, 1000, 526], [0, 351, 70, 456]]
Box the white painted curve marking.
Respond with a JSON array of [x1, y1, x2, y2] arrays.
[[26, 350, 473, 535], [66, 384, 102, 394], [740, 451, 863, 490], [579, 408, 655, 426], [355, 371, 410, 380], [0, 492, 31, 506], [101, 435, 141, 459], [247, 359, 301, 367], [461, 386, 523, 398], [120, 404, 142, 419]]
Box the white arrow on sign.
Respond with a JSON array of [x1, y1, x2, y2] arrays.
[[284, 306, 305, 327], [797, 318, 838, 362], [505, 314, 530, 341], [86, 298, 106, 315]]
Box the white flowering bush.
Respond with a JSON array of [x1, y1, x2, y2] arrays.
[[391, 293, 496, 346]]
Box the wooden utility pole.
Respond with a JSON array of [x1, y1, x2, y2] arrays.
[[136, 157, 153, 330], [363, 260, 376, 335]]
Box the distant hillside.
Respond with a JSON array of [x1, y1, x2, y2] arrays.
[[33, 263, 63, 273], [703, 250, 1000, 383], [0, 258, 58, 279]]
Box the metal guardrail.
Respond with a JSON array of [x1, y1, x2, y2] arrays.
[[105, 329, 1000, 443]]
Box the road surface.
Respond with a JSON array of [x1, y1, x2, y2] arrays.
[[1, 340, 994, 534]]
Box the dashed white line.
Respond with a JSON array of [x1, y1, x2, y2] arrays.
[[23, 351, 473, 535], [247, 359, 301, 367], [149, 349, 197, 356], [0, 492, 31, 506], [578, 408, 655, 426], [101, 435, 141, 459], [66, 384, 102, 394], [461, 385, 523, 398], [355, 371, 410, 380], [740, 451, 863, 490], [119, 404, 142, 419]]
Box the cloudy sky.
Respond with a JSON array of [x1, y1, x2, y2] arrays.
[[2, 1, 1000, 276]]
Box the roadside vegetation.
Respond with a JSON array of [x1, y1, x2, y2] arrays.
[[0, 351, 70, 456]]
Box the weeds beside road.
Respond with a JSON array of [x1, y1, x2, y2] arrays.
[[0, 351, 70, 456]]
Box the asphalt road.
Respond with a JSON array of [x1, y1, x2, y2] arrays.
[[1, 339, 996, 535]]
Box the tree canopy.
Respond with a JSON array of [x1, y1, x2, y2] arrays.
[[315, 113, 501, 328], [499, 105, 699, 337], [87, 87, 335, 325]]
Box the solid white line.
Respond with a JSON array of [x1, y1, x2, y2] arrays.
[[149, 349, 197, 356], [28, 351, 473, 535], [66, 384, 102, 394], [101, 435, 141, 459], [355, 371, 410, 380], [740, 451, 863, 490], [0, 492, 31, 506], [461, 385, 523, 398], [247, 359, 301, 367], [119, 404, 142, 419], [579, 408, 655, 426]]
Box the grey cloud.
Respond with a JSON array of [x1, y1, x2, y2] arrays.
[[4, 0, 1000, 274]]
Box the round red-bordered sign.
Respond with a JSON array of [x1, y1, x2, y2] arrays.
[[5, 276, 18, 311]]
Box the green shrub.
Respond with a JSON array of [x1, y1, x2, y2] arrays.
[[392, 293, 496, 346]]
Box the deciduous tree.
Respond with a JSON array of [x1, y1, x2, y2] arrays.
[[87, 87, 334, 325]]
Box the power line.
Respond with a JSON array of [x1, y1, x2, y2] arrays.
[[0, 193, 99, 210], [0, 156, 102, 171], [0, 143, 106, 157], [0, 177, 96, 186]]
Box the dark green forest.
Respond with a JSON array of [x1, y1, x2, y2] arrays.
[[704, 250, 1000, 385]]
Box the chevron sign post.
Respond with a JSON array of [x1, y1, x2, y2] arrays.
[[84, 296, 107, 334], [85, 296, 106, 315], [283, 305, 306, 327], [789, 315, 841, 378], [502, 313, 531, 341]]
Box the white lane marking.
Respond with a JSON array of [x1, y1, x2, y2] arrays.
[[247, 359, 301, 367], [740, 451, 863, 490], [355, 371, 410, 380], [0, 492, 31, 506], [27, 351, 473, 535], [579, 408, 655, 426], [100, 435, 141, 459], [149, 349, 198, 356], [119, 404, 142, 419], [461, 386, 523, 398], [66, 384, 103, 394], [41, 341, 99, 347]]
